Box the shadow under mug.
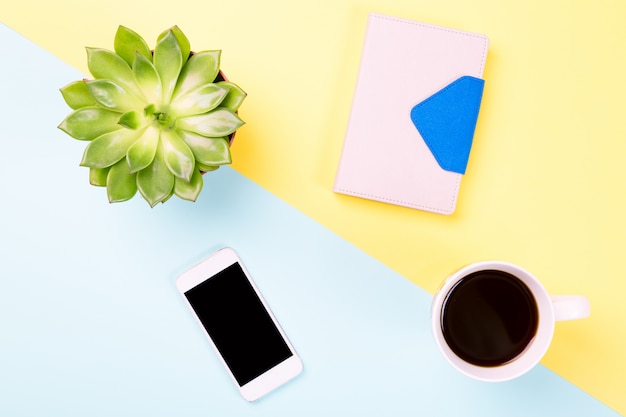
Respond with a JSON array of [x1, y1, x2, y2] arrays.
[[431, 261, 590, 382]]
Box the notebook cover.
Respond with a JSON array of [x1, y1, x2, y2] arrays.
[[333, 13, 489, 214]]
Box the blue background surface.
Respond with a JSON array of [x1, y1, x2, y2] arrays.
[[0, 23, 620, 416]]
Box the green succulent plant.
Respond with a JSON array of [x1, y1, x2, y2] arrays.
[[58, 25, 246, 206]]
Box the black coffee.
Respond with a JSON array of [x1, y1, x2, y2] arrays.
[[441, 270, 539, 367]]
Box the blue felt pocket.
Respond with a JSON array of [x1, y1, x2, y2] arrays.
[[410, 76, 485, 175]]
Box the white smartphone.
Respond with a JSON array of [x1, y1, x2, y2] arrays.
[[176, 247, 303, 401]]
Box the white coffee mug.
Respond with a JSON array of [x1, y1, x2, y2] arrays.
[[431, 261, 590, 382]]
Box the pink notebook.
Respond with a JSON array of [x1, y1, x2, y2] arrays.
[[334, 14, 489, 214]]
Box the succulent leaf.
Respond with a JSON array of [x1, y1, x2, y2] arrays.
[[86, 80, 145, 112], [174, 169, 203, 201], [170, 83, 229, 117], [80, 127, 145, 168], [160, 191, 175, 204], [196, 163, 220, 172], [144, 104, 157, 117], [178, 130, 231, 165], [86, 48, 142, 97], [216, 81, 247, 112], [133, 52, 162, 105], [157, 26, 191, 64], [176, 108, 244, 137], [89, 167, 110, 186], [161, 130, 195, 182], [137, 143, 175, 207], [118, 110, 147, 130], [173, 51, 221, 100], [107, 158, 138, 202], [126, 125, 159, 173], [60, 80, 99, 110], [114, 25, 152, 66], [153, 30, 183, 104], [58, 107, 123, 141]]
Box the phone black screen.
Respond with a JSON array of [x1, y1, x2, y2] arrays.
[[184, 262, 293, 386]]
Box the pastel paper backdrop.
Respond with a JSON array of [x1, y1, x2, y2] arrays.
[[2, 0, 625, 414]]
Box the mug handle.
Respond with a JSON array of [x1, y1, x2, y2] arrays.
[[551, 295, 590, 321]]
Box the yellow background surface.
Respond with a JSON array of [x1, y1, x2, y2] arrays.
[[3, 0, 625, 413]]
